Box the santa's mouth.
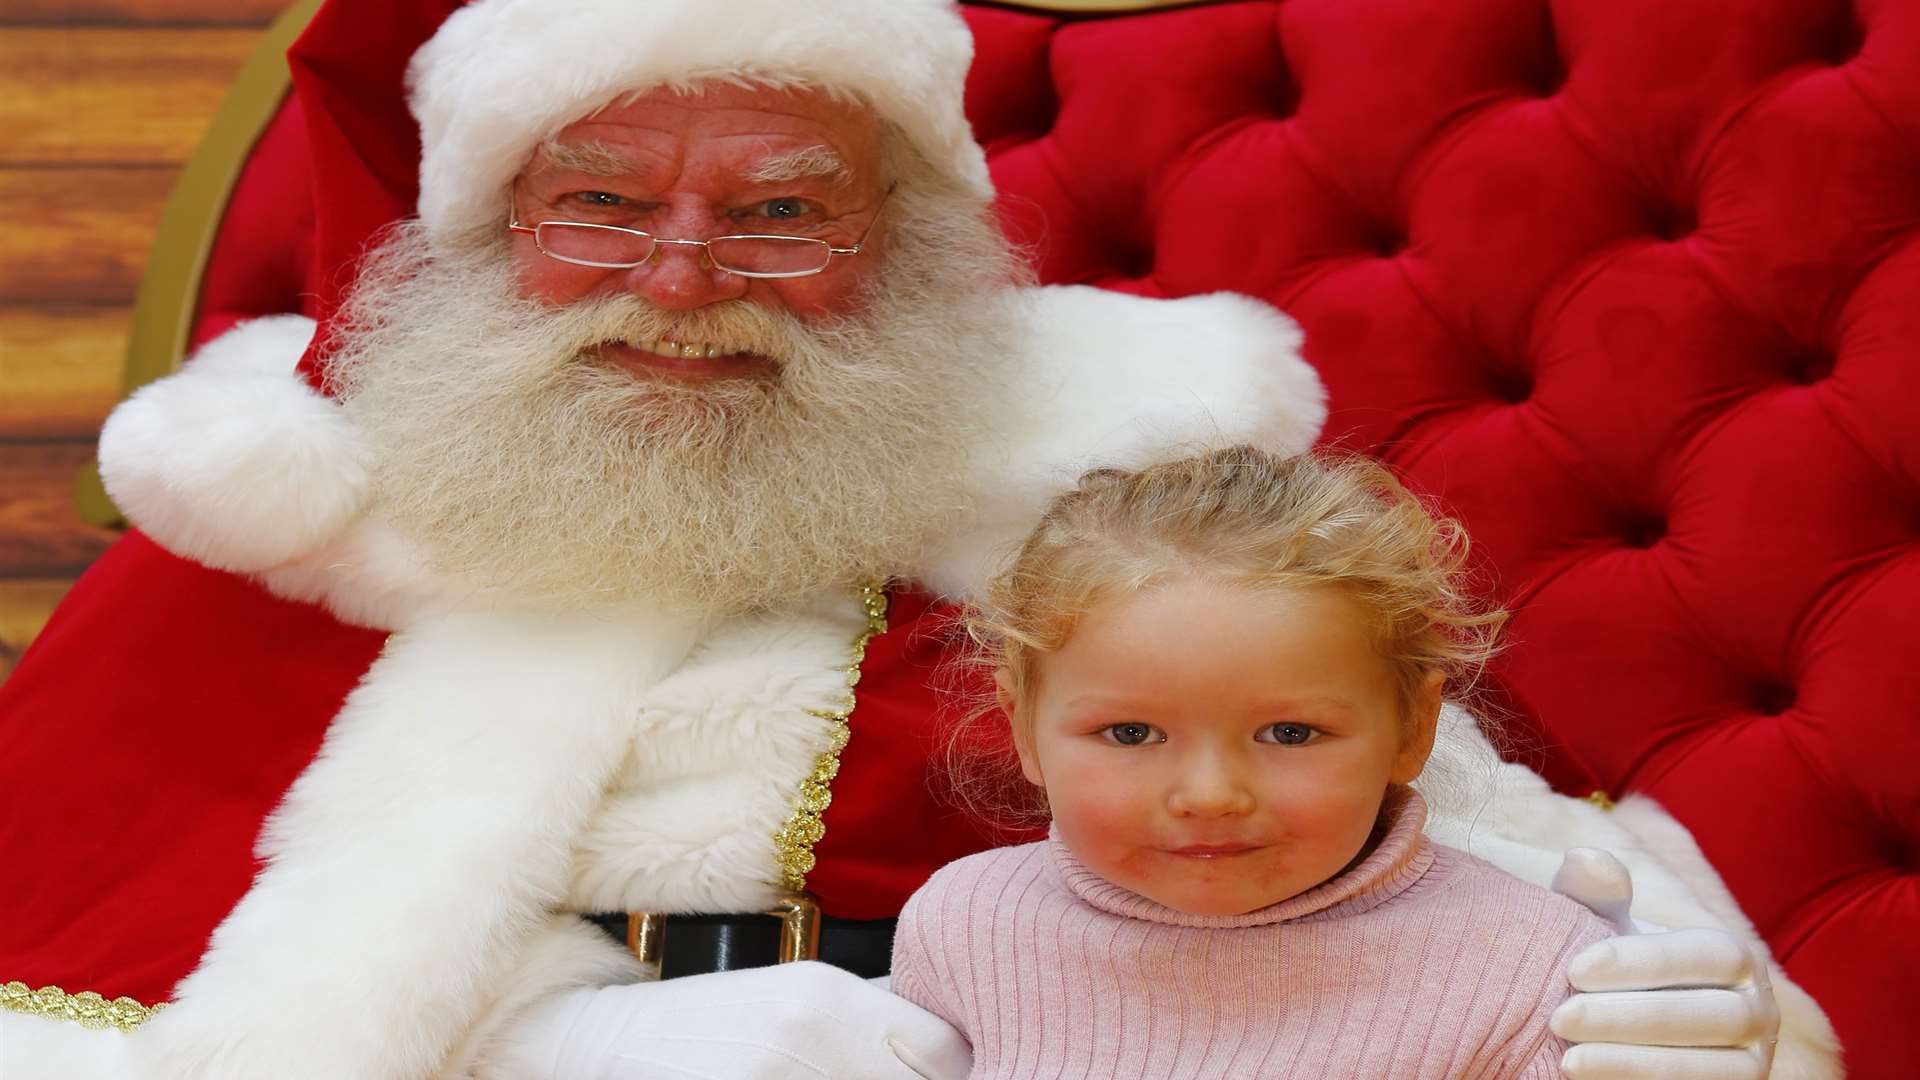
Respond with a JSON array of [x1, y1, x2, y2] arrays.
[[593, 339, 776, 381]]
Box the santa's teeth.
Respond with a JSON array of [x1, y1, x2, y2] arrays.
[[625, 339, 742, 360]]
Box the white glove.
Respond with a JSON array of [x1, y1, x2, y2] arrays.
[[1550, 848, 1781, 1080], [498, 961, 972, 1080]]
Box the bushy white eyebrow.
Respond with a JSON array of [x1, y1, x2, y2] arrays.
[[535, 139, 636, 178], [742, 145, 852, 186]]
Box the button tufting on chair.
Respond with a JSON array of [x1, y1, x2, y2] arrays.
[[1752, 682, 1798, 716], [1620, 516, 1666, 550], [1787, 346, 1837, 385]]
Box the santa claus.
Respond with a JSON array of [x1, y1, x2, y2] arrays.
[[0, 1, 1800, 1078]]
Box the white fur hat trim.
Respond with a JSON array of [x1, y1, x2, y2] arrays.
[[407, 0, 990, 240]]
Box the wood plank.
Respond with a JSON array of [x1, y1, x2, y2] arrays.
[[0, 0, 282, 24], [0, 578, 75, 685], [0, 307, 128, 439], [0, 167, 172, 303], [0, 28, 264, 166], [0, 441, 118, 573]]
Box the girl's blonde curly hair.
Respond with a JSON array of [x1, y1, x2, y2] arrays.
[[952, 445, 1508, 832]]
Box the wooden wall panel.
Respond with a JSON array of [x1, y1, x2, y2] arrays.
[[0, 30, 263, 165], [0, 168, 174, 301], [0, 442, 119, 570], [0, 308, 128, 438], [2, 4, 274, 681], [0, 0, 285, 24]]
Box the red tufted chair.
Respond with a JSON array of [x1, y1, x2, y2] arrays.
[[152, 0, 1916, 1074]]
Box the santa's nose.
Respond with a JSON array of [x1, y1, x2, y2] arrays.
[[618, 239, 750, 311]]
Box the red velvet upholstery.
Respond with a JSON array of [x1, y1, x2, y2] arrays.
[[190, 94, 318, 349], [172, 1, 1913, 1073]]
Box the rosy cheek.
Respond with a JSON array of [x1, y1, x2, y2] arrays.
[[1050, 763, 1151, 854], [1069, 795, 1136, 840], [511, 245, 599, 304], [767, 265, 878, 320], [1295, 790, 1389, 862]]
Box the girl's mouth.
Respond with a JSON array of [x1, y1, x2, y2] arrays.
[[1163, 843, 1265, 859]]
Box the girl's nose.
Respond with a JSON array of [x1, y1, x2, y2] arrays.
[[1166, 753, 1257, 818]]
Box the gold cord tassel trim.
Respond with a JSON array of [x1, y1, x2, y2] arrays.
[[771, 583, 890, 892], [1, 980, 166, 1032]]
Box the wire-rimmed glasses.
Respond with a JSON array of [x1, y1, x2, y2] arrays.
[[508, 188, 892, 279]]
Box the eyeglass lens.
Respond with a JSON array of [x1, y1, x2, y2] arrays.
[[533, 223, 833, 275]]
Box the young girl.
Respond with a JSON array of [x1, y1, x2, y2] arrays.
[[890, 447, 1617, 1079]]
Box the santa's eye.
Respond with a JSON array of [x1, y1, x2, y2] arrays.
[[569, 191, 627, 207], [1100, 723, 1161, 747], [1257, 723, 1320, 746], [743, 197, 818, 223]]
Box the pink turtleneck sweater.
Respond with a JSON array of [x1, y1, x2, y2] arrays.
[[890, 790, 1614, 1079]]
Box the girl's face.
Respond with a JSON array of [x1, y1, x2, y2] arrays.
[[1006, 578, 1440, 916]]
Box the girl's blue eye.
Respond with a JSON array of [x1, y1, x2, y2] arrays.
[[1102, 723, 1158, 747], [1260, 723, 1319, 746]]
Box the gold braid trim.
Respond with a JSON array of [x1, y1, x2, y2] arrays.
[[1, 980, 166, 1032], [771, 583, 890, 892]]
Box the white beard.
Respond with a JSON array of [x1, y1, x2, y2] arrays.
[[327, 189, 1020, 615]]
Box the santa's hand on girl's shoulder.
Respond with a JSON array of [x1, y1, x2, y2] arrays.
[[1549, 848, 1781, 1080]]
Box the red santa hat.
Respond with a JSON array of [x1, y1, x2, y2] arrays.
[[283, 0, 985, 387], [410, 0, 991, 240]]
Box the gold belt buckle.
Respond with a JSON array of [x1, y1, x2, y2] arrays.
[[626, 911, 666, 967], [625, 892, 821, 967], [767, 892, 823, 963]]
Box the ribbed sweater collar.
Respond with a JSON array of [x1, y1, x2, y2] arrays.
[[1047, 786, 1437, 929]]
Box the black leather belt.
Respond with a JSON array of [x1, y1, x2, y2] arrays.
[[583, 898, 897, 981]]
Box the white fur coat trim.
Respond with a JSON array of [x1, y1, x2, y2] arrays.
[[134, 602, 707, 1079], [409, 0, 989, 240], [565, 590, 875, 915]]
